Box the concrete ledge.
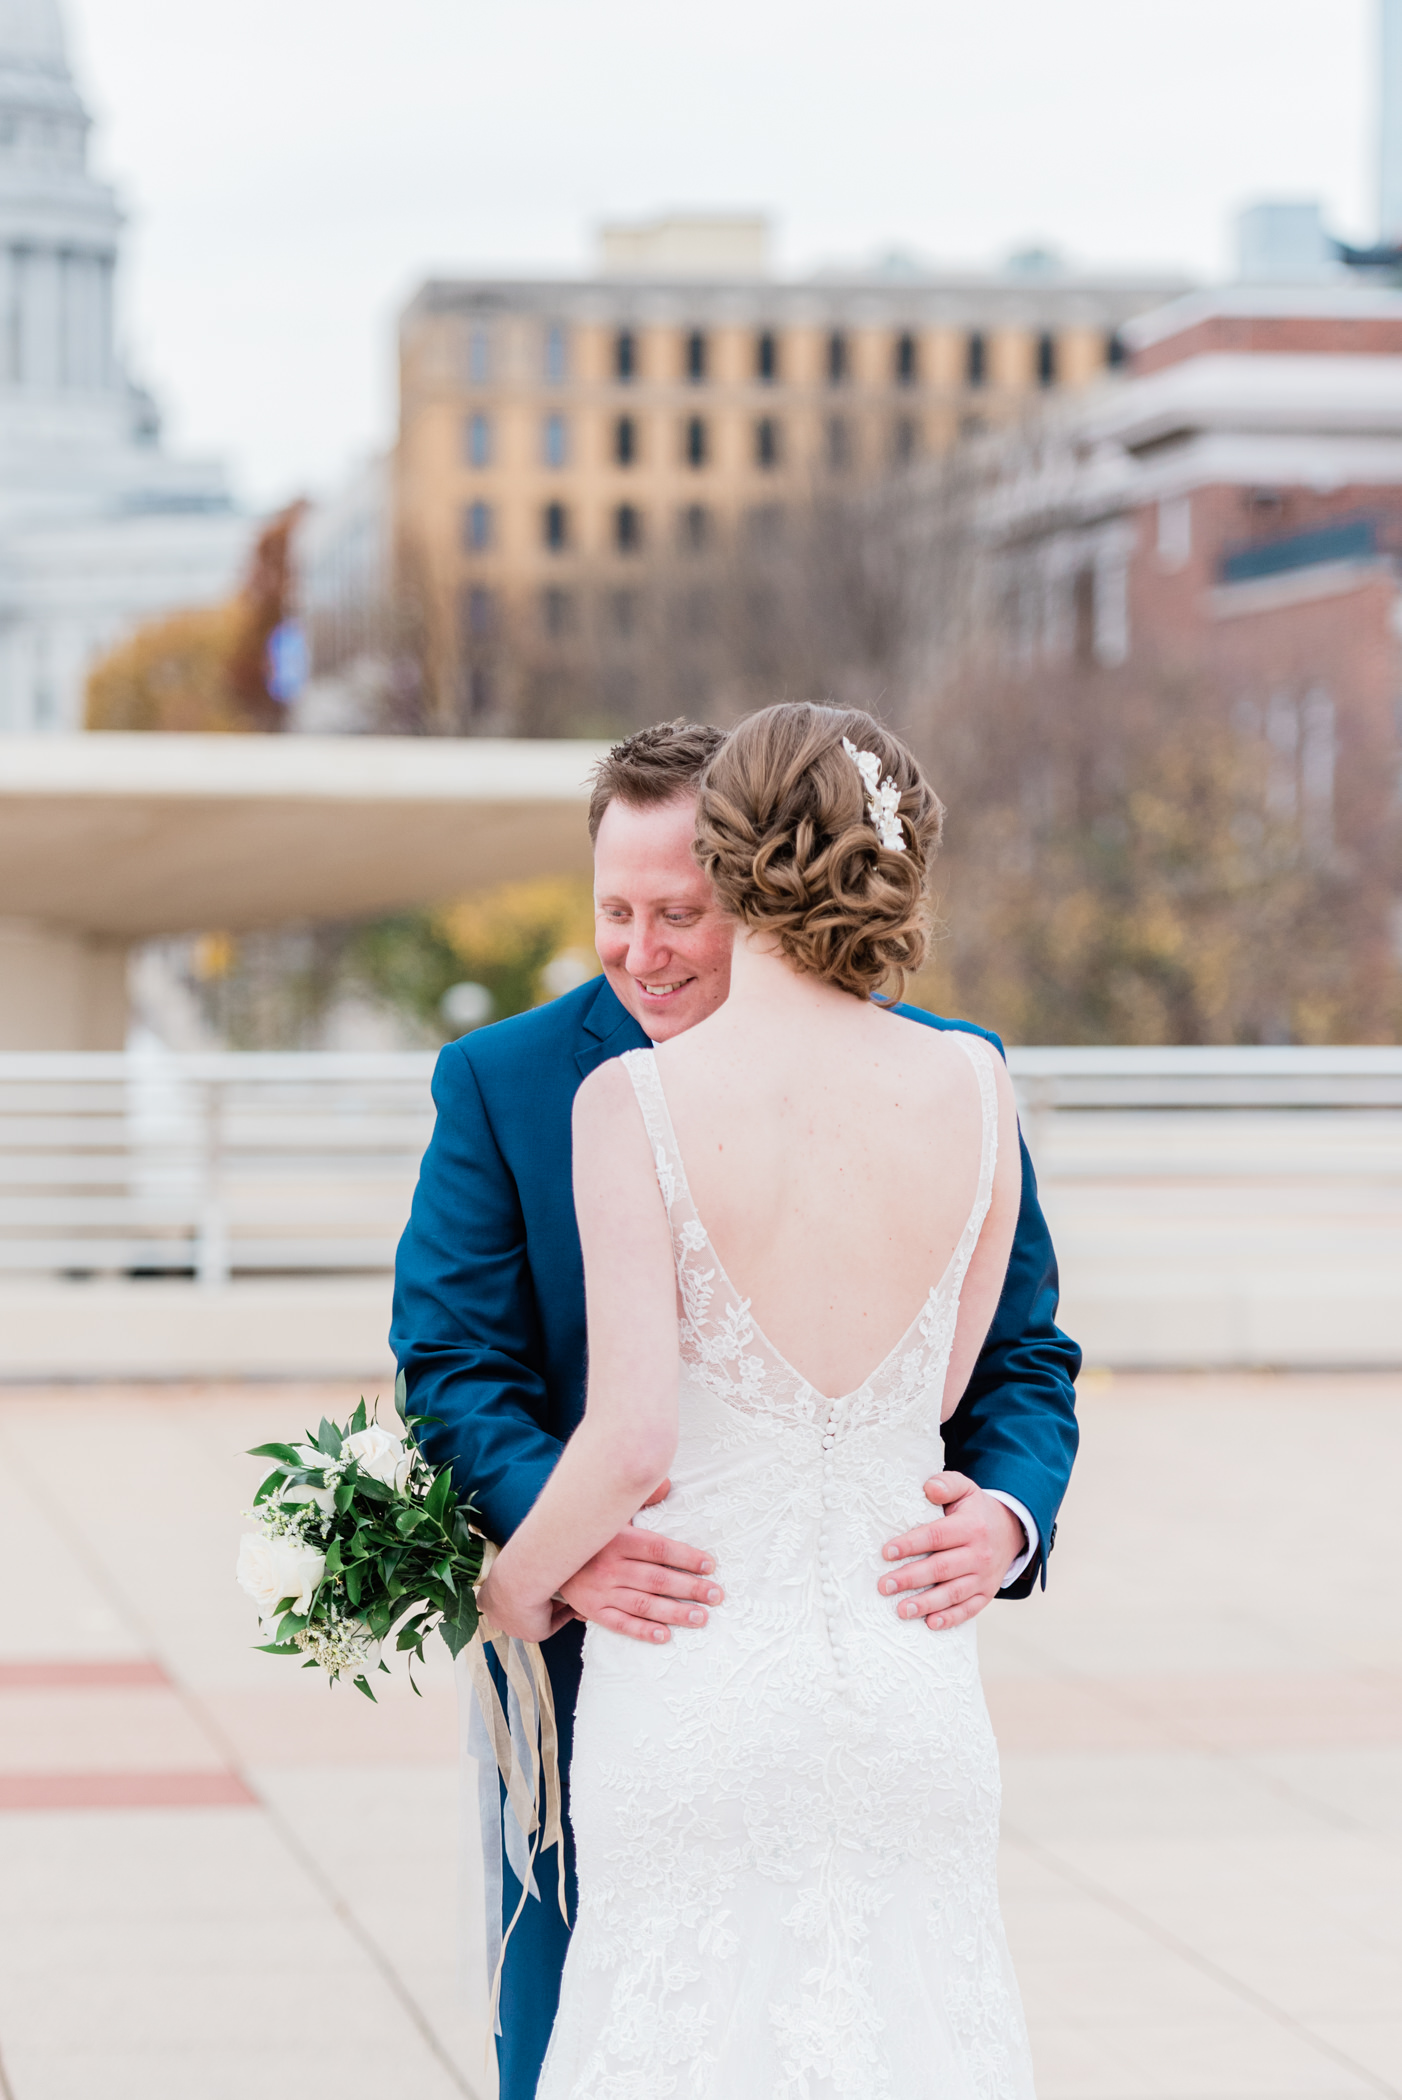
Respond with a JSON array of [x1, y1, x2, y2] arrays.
[[1062, 1267, 1402, 1369], [0, 1278, 397, 1383], [3, 1268, 1399, 1379]]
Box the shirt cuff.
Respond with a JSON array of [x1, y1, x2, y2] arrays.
[[985, 1491, 1038, 1589]]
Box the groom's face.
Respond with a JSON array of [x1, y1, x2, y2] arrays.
[[593, 792, 733, 1041]]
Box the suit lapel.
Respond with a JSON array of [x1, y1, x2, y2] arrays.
[[574, 975, 650, 1081]]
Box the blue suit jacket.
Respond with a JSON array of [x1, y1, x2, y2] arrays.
[[391, 973, 1080, 1587]]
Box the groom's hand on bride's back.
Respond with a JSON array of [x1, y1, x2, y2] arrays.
[[558, 1489, 725, 1644], [878, 1472, 1026, 1632]]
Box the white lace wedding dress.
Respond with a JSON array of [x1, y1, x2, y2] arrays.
[[536, 1034, 1035, 2100]]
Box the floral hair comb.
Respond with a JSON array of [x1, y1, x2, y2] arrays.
[[841, 737, 907, 853]]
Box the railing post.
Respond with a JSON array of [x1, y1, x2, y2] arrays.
[[196, 1077, 229, 1287]]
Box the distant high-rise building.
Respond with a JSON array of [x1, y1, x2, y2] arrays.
[[1381, 0, 1402, 242], [0, 0, 249, 732], [394, 219, 1189, 732]]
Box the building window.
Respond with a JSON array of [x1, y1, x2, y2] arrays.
[[462, 500, 493, 551], [467, 664, 494, 718], [1036, 332, 1057, 387], [894, 333, 918, 386], [684, 416, 708, 468], [755, 416, 781, 469], [544, 323, 569, 383], [464, 411, 492, 468], [825, 415, 851, 472], [541, 586, 574, 638], [744, 502, 785, 545], [827, 331, 849, 384], [467, 324, 491, 384], [1106, 330, 1127, 368], [542, 413, 568, 469], [966, 331, 987, 387], [678, 502, 711, 553], [543, 501, 569, 551], [685, 330, 707, 382], [892, 417, 919, 467], [756, 330, 778, 382], [615, 502, 643, 553], [615, 329, 636, 381], [1156, 495, 1192, 569], [614, 414, 637, 466], [462, 585, 496, 639], [680, 586, 714, 639], [1300, 687, 1336, 854]]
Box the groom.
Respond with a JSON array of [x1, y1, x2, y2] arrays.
[[391, 720, 1080, 2100]]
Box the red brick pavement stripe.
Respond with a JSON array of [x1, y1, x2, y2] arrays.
[[0, 1659, 170, 1690], [0, 1771, 257, 1810]]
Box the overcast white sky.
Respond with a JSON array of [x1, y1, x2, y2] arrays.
[[64, 0, 1373, 510]]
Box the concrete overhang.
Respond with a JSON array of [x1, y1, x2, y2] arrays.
[[1087, 353, 1402, 455], [0, 732, 611, 938]]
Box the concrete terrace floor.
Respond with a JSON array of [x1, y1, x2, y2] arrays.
[[1, 1373, 1399, 2100]]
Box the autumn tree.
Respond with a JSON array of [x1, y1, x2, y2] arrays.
[[85, 503, 306, 732]]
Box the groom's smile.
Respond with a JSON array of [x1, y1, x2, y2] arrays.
[[593, 793, 734, 1042]]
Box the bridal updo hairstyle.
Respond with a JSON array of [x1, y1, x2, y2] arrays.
[[695, 702, 943, 1003]]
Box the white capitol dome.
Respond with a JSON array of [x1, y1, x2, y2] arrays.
[[0, 0, 250, 731], [0, 0, 67, 66]]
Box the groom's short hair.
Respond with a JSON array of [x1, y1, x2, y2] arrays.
[[587, 719, 727, 842]]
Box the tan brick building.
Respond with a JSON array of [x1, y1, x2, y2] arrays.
[[394, 219, 1187, 732]]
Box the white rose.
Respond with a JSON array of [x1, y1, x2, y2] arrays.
[[342, 1422, 414, 1493], [278, 1445, 339, 1516], [236, 1528, 326, 1626]]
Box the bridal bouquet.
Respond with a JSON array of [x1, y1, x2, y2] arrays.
[[235, 1375, 484, 1701]]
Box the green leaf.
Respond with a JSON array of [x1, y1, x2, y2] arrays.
[[352, 1673, 377, 1702], [248, 1441, 302, 1464], [394, 1368, 408, 1424], [324, 1539, 343, 1575], [316, 1418, 344, 1459], [334, 1480, 356, 1515], [424, 1467, 455, 1524], [344, 1564, 363, 1605], [438, 1590, 479, 1659], [254, 1639, 301, 1656], [350, 1397, 368, 1435]]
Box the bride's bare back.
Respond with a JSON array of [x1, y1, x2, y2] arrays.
[[654, 934, 1021, 1415]]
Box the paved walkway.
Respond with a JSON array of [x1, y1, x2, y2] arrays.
[[1, 1373, 1399, 2099]]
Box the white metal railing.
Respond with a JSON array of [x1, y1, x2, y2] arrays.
[[0, 1052, 435, 1284], [0, 1046, 1398, 1285]]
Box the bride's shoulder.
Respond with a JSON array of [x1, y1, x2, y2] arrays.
[[885, 1004, 1005, 1061], [573, 1052, 643, 1130], [879, 1008, 1015, 1116]]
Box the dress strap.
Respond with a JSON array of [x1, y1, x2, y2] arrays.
[[619, 1047, 690, 1224], [949, 1033, 1000, 1254]]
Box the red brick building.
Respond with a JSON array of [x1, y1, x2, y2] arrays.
[[988, 287, 1402, 1017]]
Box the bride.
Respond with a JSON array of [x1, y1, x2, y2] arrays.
[[480, 702, 1035, 2099]]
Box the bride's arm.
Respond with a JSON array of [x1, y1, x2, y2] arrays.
[[479, 1060, 680, 1641]]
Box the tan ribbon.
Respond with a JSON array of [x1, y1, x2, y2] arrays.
[[462, 1546, 569, 2033]]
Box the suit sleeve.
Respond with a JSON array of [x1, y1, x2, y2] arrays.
[[942, 1046, 1082, 1596], [390, 1040, 562, 1543]]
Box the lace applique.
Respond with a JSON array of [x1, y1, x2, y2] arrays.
[[623, 1034, 997, 1438]]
